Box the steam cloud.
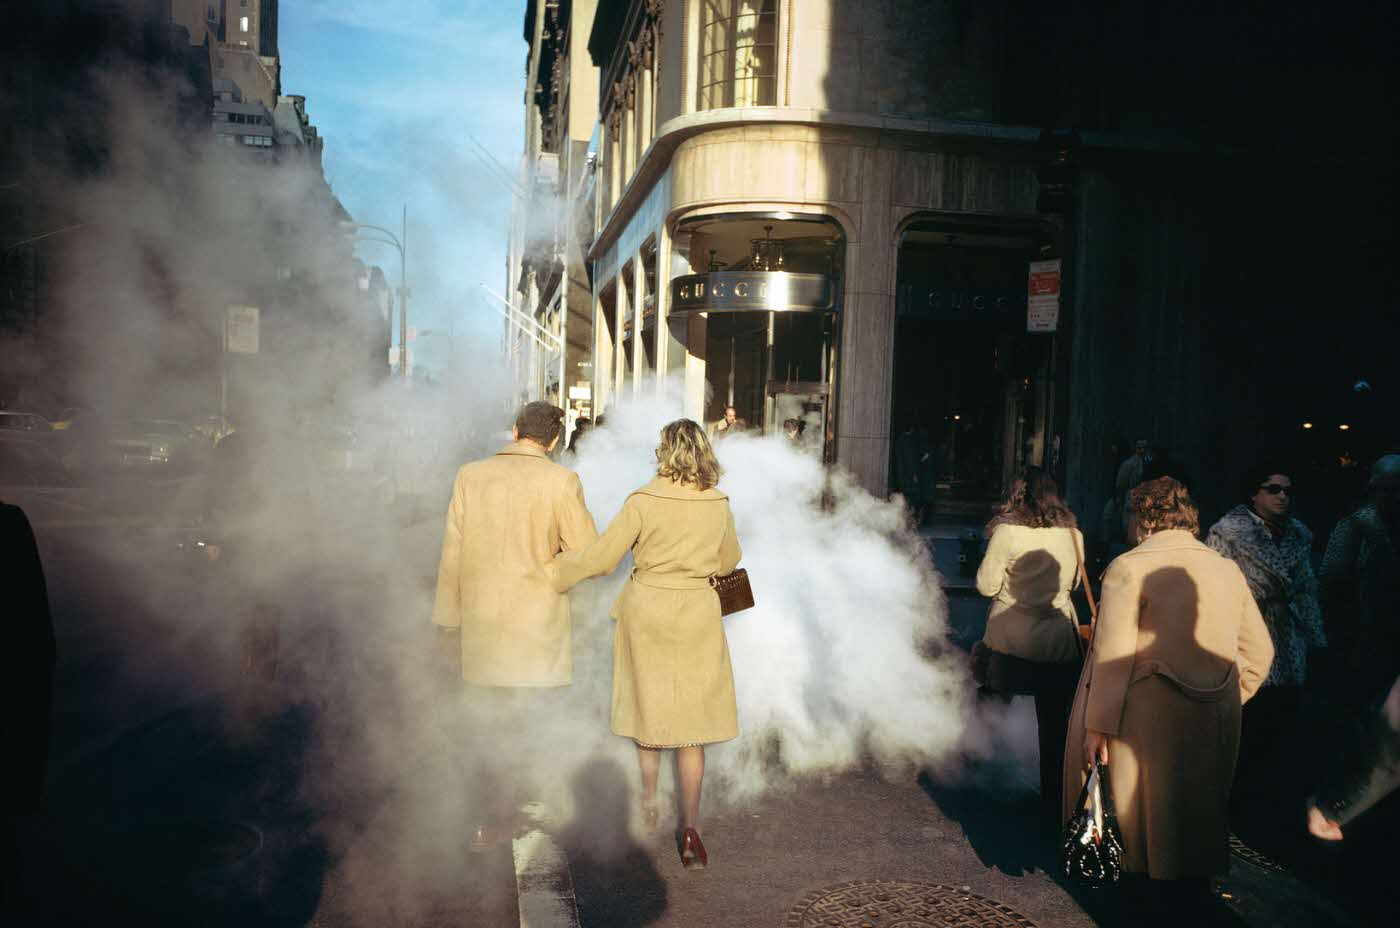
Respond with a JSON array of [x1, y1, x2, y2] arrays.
[[9, 11, 1031, 921]]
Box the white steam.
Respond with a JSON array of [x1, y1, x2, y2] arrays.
[[563, 389, 1035, 806]]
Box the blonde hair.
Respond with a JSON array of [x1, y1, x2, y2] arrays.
[[655, 418, 722, 490]]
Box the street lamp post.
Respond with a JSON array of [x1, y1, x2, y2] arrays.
[[342, 206, 409, 379]]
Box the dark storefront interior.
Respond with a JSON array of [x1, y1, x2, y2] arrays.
[[891, 220, 1054, 516]]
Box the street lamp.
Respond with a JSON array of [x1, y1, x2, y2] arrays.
[[341, 205, 409, 378]]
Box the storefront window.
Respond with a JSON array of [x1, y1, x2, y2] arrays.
[[891, 218, 1057, 512], [698, 0, 778, 110], [668, 215, 843, 459]]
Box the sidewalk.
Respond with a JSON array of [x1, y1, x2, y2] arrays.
[[532, 770, 1360, 928]]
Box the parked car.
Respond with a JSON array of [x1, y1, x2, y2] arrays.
[[109, 418, 207, 472], [2, 433, 220, 567], [0, 410, 54, 433]]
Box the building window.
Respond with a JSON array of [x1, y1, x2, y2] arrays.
[[240, 16, 250, 32], [241, 134, 272, 147], [698, 0, 777, 110]]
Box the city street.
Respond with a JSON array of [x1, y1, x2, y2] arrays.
[[6, 518, 1384, 928], [5, 1, 1396, 925]]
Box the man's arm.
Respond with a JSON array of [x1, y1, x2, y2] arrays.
[[431, 472, 466, 629], [556, 471, 599, 552]]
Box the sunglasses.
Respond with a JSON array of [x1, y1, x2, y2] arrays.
[[1258, 483, 1294, 496]]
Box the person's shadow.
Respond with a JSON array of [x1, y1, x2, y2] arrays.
[[557, 756, 667, 927]]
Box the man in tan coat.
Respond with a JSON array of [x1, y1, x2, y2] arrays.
[[431, 401, 597, 845], [432, 401, 597, 685]]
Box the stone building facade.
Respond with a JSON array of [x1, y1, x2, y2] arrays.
[[523, 0, 1394, 535]]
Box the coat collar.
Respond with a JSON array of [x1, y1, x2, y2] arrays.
[[1124, 528, 1207, 556], [495, 441, 551, 460], [631, 475, 728, 501]]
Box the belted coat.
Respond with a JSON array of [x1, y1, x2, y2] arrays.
[[1062, 530, 1275, 878], [431, 442, 598, 686], [544, 476, 742, 748]]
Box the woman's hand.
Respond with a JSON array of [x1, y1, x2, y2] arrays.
[[1084, 729, 1110, 768]]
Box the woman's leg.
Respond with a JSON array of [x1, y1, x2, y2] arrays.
[[676, 745, 706, 831], [636, 744, 662, 807]]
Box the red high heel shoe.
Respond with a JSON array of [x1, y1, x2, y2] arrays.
[[679, 828, 708, 869]]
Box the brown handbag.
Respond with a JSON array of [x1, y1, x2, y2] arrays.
[[710, 568, 755, 616]]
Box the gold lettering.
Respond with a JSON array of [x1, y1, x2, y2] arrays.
[[758, 282, 768, 299], [697, 282, 706, 298], [734, 282, 749, 298], [712, 282, 726, 299]]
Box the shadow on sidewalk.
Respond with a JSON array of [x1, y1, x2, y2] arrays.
[[7, 699, 330, 928], [557, 756, 667, 928], [919, 768, 1254, 927]]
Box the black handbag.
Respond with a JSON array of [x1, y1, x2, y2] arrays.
[[1061, 760, 1126, 886]]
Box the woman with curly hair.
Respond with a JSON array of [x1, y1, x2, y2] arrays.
[[974, 467, 1086, 817], [1064, 477, 1274, 917], [545, 418, 742, 869]]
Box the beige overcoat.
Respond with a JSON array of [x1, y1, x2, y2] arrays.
[[431, 442, 597, 686], [975, 524, 1085, 664], [1062, 529, 1275, 878], [544, 476, 742, 748]]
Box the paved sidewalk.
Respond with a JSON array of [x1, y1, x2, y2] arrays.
[[541, 770, 1359, 928]]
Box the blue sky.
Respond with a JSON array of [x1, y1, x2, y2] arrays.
[[279, 1, 526, 370]]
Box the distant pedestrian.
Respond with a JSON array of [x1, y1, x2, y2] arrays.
[[1206, 463, 1322, 845], [712, 404, 747, 438], [544, 419, 743, 870], [1115, 439, 1151, 498], [893, 424, 929, 522], [974, 467, 1085, 818], [1, 503, 55, 887], [1064, 477, 1273, 918], [567, 416, 592, 455], [431, 401, 598, 846], [1319, 454, 1400, 709]]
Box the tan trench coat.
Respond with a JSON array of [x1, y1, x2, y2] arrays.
[[545, 476, 742, 748], [431, 442, 597, 686], [1062, 529, 1275, 878]]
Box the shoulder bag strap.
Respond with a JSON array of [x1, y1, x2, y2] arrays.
[[1072, 529, 1098, 653]]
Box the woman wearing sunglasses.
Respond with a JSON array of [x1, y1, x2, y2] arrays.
[[1206, 463, 1323, 842]]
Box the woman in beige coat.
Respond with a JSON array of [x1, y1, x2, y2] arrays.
[[1063, 477, 1274, 914], [546, 418, 741, 869], [975, 467, 1085, 818]]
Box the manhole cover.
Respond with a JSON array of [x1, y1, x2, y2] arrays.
[[1228, 833, 1287, 874], [787, 880, 1038, 928]]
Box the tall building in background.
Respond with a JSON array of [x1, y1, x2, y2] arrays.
[[508, 0, 600, 421], [518, 0, 1393, 546]]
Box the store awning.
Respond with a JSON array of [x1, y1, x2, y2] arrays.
[[667, 272, 840, 317]]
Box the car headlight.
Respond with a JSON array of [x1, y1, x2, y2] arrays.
[[154, 443, 172, 459]]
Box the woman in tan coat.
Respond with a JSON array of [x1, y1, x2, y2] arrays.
[[1063, 477, 1274, 913], [546, 419, 741, 869], [974, 467, 1085, 819]]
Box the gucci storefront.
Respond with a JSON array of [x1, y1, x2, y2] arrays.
[[668, 214, 843, 458]]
